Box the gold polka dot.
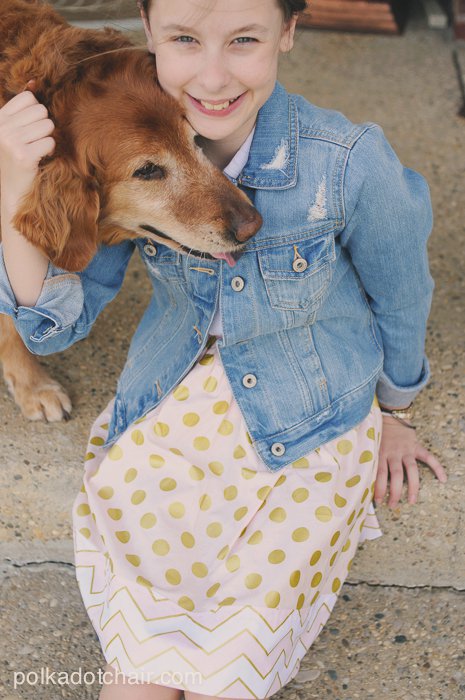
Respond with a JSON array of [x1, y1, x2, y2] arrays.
[[234, 506, 248, 521], [224, 485, 238, 500], [124, 468, 137, 483], [226, 555, 240, 572], [168, 502, 185, 518], [346, 475, 361, 488], [296, 593, 305, 609], [347, 510, 356, 525], [241, 467, 257, 479], [311, 571, 322, 587], [245, 573, 262, 589], [193, 436, 210, 451], [292, 488, 309, 503], [334, 493, 347, 508], [178, 596, 195, 611], [342, 538, 351, 552], [85, 452, 95, 461], [290, 570, 301, 587], [213, 401, 229, 414], [330, 531, 341, 546], [337, 440, 353, 455], [98, 486, 114, 500], [268, 549, 285, 564], [137, 576, 153, 588], [108, 445, 123, 460], [206, 522, 223, 538], [79, 528, 91, 539], [207, 582, 221, 597], [275, 475, 286, 487], [165, 569, 181, 585], [152, 539, 170, 555], [140, 513, 157, 529], [126, 554, 141, 567], [219, 597, 236, 606], [315, 472, 332, 483], [233, 445, 246, 459], [90, 436, 104, 446], [315, 506, 333, 522], [181, 532, 195, 548], [217, 545, 229, 560], [347, 557, 354, 572], [76, 504, 91, 516], [310, 591, 320, 605], [80, 484, 86, 493], [149, 454, 165, 468], [192, 562, 208, 578], [169, 448, 183, 456], [257, 486, 272, 500], [292, 527, 309, 542], [218, 419, 234, 436], [173, 385, 189, 400], [131, 490, 146, 505], [366, 427, 376, 440], [208, 461, 224, 476], [203, 376, 218, 392], [246, 432, 253, 445], [188, 465, 204, 481], [269, 507, 287, 522], [329, 551, 338, 566], [199, 494, 211, 510], [131, 429, 144, 446], [310, 550, 322, 566], [265, 591, 280, 608], [116, 531, 130, 544], [361, 488, 369, 503], [292, 457, 309, 469], [133, 417, 145, 425], [154, 422, 169, 437], [247, 530, 263, 545], [100, 422, 109, 429], [359, 450, 374, 463], [183, 412, 200, 427], [199, 353, 214, 366], [332, 578, 342, 592], [160, 478, 177, 491]]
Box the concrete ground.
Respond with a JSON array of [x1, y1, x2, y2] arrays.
[[1, 1, 464, 698]]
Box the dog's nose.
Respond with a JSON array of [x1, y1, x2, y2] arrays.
[[232, 206, 263, 243]]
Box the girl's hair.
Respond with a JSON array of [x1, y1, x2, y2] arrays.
[[137, 0, 308, 22]]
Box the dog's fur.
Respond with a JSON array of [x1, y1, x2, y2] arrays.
[[0, 0, 262, 421]]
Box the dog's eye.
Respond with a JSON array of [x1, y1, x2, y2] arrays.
[[133, 162, 166, 180]]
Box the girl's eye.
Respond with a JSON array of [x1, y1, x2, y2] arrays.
[[233, 37, 257, 44], [174, 35, 195, 43]]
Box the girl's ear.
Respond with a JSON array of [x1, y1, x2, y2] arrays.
[[280, 14, 298, 53], [13, 158, 100, 272], [140, 9, 155, 54]]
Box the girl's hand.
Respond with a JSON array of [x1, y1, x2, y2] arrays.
[[0, 90, 55, 209], [374, 415, 447, 509]]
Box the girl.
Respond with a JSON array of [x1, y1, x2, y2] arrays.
[[0, 0, 448, 698]]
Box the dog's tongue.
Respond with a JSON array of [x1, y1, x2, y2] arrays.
[[211, 252, 239, 267]]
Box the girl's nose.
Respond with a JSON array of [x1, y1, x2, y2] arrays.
[[197, 53, 230, 95]]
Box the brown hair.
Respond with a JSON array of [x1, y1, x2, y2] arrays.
[[137, 0, 307, 22]]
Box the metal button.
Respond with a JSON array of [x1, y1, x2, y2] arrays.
[[292, 258, 308, 272], [231, 276, 245, 292], [271, 442, 286, 456], [144, 243, 157, 257], [242, 373, 257, 388]]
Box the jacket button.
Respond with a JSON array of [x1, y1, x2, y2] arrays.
[[231, 276, 245, 291], [144, 243, 157, 257], [271, 442, 286, 456], [242, 373, 257, 388], [292, 258, 308, 272]]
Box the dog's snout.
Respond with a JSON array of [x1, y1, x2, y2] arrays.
[[229, 205, 263, 243]]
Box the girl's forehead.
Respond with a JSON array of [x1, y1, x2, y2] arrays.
[[150, 0, 283, 25]]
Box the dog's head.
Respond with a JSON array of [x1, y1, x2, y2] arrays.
[[11, 40, 262, 271]]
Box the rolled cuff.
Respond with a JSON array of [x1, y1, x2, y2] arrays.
[[375, 355, 431, 407]]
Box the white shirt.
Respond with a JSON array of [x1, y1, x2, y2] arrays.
[[209, 127, 255, 337]]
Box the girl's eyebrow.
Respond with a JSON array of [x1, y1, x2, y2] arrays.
[[160, 23, 269, 35]]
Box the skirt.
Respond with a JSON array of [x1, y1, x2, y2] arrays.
[[72, 336, 383, 699]]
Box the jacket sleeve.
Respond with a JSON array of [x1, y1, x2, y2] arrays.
[[0, 239, 135, 356], [340, 123, 435, 408]]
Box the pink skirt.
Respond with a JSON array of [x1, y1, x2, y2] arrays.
[[73, 337, 383, 699]]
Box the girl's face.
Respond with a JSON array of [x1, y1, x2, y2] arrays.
[[142, 0, 297, 165]]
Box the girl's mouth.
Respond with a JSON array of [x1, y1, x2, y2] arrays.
[[188, 92, 246, 117]]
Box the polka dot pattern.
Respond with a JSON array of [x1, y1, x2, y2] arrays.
[[73, 338, 382, 625]]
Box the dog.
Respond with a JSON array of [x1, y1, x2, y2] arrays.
[[0, 0, 262, 421]]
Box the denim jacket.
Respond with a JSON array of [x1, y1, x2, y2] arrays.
[[0, 81, 434, 471]]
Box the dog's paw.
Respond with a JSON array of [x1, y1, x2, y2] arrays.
[[5, 375, 72, 422]]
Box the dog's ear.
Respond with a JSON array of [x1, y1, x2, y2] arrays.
[[13, 158, 100, 272]]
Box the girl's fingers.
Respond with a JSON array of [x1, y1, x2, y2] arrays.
[[27, 136, 56, 161], [386, 457, 404, 508], [0, 90, 39, 116], [415, 445, 448, 483], [9, 102, 50, 129], [403, 457, 420, 504], [20, 117, 55, 144], [374, 455, 389, 504]]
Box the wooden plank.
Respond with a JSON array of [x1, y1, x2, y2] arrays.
[[304, 0, 393, 12], [453, 0, 465, 39], [421, 0, 449, 28], [298, 0, 403, 34]]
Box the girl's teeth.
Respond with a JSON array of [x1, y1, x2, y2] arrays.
[[200, 98, 236, 111]]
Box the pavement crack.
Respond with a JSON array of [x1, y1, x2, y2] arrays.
[[345, 580, 464, 592]]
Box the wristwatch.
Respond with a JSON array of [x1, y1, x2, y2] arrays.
[[379, 402, 416, 429]]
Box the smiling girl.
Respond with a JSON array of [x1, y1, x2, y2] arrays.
[[0, 0, 447, 698]]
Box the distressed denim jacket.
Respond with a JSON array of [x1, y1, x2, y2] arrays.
[[0, 81, 434, 471]]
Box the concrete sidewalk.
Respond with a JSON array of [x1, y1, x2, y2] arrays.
[[1, 2, 464, 698]]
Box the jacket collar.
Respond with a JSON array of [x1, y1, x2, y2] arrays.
[[237, 81, 298, 190]]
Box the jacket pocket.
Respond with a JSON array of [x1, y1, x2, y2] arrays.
[[258, 233, 335, 311]]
